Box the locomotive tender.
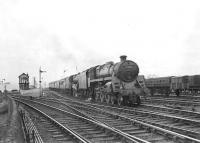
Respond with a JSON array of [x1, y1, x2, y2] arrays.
[[146, 75, 200, 96], [49, 56, 144, 105]]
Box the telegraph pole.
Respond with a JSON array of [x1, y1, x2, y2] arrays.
[[1, 79, 9, 95], [63, 68, 67, 78], [4, 82, 10, 93], [39, 67, 46, 97], [33, 77, 36, 88], [1, 79, 5, 94]]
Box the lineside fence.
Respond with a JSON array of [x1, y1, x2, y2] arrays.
[[19, 107, 43, 143]]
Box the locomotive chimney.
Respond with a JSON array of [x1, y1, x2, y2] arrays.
[[120, 55, 127, 62]]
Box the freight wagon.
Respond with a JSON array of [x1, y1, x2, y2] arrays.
[[146, 75, 200, 96]]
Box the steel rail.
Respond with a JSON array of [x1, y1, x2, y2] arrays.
[[68, 100, 200, 143], [24, 96, 200, 139], [14, 97, 141, 143], [140, 104, 200, 117], [20, 97, 150, 143], [49, 91, 200, 143], [14, 99, 91, 143], [143, 98, 200, 106]]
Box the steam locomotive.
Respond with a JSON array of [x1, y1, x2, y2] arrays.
[[49, 56, 144, 106]]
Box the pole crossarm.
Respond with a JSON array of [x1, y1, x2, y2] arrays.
[[40, 70, 46, 73]]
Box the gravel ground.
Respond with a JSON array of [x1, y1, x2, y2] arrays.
[[0, 96, 25, 143], [0, 97, 9, 142], [0, 109, 9, 142]]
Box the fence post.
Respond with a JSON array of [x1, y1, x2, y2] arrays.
[[20, 110, 30, 143], [32, 130, 35, 143]]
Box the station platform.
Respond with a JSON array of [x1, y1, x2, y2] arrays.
[[20, 88, 40, 97]]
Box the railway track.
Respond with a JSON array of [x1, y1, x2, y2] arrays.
[[17, 101, 90, 143], [18, 104, 89, 143], [146, 95, 200, 100], [143, 97, 200, 104], [14, 97, 144, 143], [51, 91, 200, 141], [14, 92, 200, 143], [142, 97, 200, 111], [0, 100, 9, 142], [93, 103, 200, 139]]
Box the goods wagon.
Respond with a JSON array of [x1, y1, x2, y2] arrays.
[[146, 75, 200, 96], [171, 76, 189, 92], [189, 75, 200, 89], [145, 77, 171, 96]]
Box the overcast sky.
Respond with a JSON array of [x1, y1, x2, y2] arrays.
[[0, 0, 200, 90]]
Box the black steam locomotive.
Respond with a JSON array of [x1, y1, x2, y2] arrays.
[[49, 56, 145, 105]]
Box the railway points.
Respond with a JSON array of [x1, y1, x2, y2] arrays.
[[14, 97, 140, 143], [47, 91, 200, 141], [10, 90, 200, 143]]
